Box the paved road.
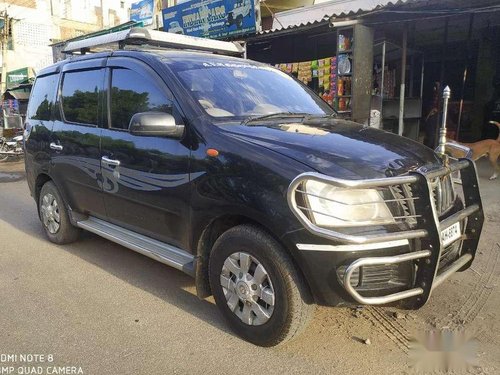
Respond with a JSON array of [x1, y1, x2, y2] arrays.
[[1, 160, 498, 375]]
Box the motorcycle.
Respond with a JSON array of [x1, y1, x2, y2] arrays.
[[0, 131, 24, 162]]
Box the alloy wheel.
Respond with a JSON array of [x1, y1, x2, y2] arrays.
[[220, 252, 275, 326], [40, 193, 61, 234]]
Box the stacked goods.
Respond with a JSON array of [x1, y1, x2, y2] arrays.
[[330, 56, 337, 98], [337, 75, 352, 112], [318, 58, 332, 92], [373, 66, 396, 98], [297, 61, 313, 84], [320, 57, 335, 106], [383, 67, 396, 98], [337, 33, 353, 52], [275, 57, 338, 107]]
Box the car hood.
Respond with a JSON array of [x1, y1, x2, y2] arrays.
[[219, 118, 441, 179]]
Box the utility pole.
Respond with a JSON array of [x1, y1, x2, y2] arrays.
[[1, 11, 10, 95]]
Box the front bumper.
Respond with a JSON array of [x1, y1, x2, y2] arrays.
[[287, 158, 484, 308]]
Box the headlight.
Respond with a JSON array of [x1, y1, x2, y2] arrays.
[[303, 180, 395, 227]]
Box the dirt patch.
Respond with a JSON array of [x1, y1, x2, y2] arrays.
[[0, 159, 25, 182]]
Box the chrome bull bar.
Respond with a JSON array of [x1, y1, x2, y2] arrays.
[[344, 250, 431, 305], [288, 158, 484, 307], [343, 159, 482, 306], [344, 251, 474, 305]]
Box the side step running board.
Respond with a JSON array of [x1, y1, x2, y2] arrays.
[[77, 217, 195, 276]]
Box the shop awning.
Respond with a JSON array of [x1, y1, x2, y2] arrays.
[[3, 83, 32, 101], [265, 0, 413, 32], [6, 91, 30, 100]]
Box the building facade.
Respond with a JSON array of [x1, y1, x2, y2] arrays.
[[0, 0, 132, 75]]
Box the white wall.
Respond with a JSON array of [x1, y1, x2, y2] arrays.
[[0, 0, 132, 74], [0, 2, 55, 72]]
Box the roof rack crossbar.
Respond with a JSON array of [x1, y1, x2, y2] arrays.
[[62, 27, 245, 57]]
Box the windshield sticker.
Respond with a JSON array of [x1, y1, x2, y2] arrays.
[[202, 62, 271, 71]]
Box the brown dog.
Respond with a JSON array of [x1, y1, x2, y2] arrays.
[[447, 121, 500, 180]]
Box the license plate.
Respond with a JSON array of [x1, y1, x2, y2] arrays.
[[441, 222, 461, 247]]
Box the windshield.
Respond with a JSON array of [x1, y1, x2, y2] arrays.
[[167, 58, 334, 120]]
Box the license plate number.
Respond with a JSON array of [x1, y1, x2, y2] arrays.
[[441, 222, 461, 247]]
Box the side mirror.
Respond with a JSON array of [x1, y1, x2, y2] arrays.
[[129, 112, 184, 138]]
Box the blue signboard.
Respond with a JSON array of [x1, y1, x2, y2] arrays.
[[162, 0, 258, 39], [131, 0, 154, 26]]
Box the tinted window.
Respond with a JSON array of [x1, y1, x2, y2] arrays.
[[61, 69, 103, 125], [27, 74, 58, 121], [110, 68, 171, 130]]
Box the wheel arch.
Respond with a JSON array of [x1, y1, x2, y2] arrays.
[[194, 214, 313, 302], [34, 173, 53, 212]]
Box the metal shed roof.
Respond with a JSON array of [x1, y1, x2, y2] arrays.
[[266, 0, 412, 32]]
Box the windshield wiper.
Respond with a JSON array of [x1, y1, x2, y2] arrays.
[[242, 112, 309, 125]]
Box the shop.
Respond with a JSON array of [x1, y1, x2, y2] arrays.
[[261, 23, 374, 126], [3, 84, 32, 127], [245, 0, 500, 145], [1, 68, 35, 132]]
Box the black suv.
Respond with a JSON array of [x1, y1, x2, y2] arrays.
[[25, 30, 483, 347]]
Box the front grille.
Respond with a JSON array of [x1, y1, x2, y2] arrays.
[[430, 174, 455, 216], [438, 235, 462, 272], [389, 184, 417, 227], [337, 263, 411, 291]]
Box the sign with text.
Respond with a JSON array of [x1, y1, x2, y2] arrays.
[[6, 67, 35, 89], [131, 0, 154, 26], [162, 0, 260, 39]]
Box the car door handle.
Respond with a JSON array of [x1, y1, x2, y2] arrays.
[[49, 142, 63, 151], [101, 156, 121, 167]]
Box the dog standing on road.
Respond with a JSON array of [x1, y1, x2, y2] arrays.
[[447, 121, 500, 180]]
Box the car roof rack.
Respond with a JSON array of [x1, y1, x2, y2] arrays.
[[62, 27, 246, 57]]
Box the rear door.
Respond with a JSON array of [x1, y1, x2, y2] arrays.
[[100, 57, 191, 249], [24, 71, 59, 192], [50, 59, 107, 218]]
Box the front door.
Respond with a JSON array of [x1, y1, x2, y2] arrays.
[[100, 57, 191, 249]]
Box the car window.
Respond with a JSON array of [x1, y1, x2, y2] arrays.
[[27, 74, 58, 121], [61, 69, 103, 126], [109, 68, 172, 130]]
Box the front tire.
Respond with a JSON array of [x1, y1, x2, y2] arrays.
[[209, 225, 314, 346], [39, 181, 80, 244]]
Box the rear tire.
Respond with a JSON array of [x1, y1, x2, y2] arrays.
[[39, 181, 81, 244], [209, 225, 314, 346]]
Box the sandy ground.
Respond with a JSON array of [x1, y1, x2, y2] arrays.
[[0, 157, 498, 374]]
